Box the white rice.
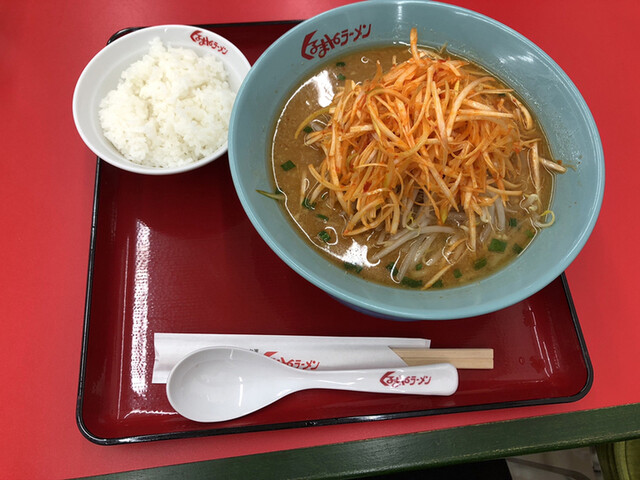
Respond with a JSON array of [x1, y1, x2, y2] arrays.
[[99, 38, 235, 168]]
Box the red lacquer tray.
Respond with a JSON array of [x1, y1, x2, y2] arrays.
[[77, 22, 592, 445]]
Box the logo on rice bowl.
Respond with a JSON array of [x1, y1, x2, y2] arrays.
[[190, 30, 228, 54]]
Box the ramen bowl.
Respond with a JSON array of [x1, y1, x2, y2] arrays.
[[228, 0, 604, 320]]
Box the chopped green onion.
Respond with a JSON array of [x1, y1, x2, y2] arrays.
[[318, 230, 331, 243], [302, 197, 316, 210], [474, 258, 487, 270], [401, 276, 422, 288], [488, 238, 507, 253], [453, 269, 462, 278], [337, 73, 346, 81], [336, 61, 346, 67], [281, 160, 296, 171], [526, 229, 535, 239], [303, 125, 313, 134], [256, 189, 285, 201], [513, 243, 524, 254], [343, 262, 363, 274], [509, 218, 518, 227], [316, 214, 329, 221], [430, 279, 444, 289], [415, 263, 423, 271]]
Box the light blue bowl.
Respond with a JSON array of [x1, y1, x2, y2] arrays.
[[228, 0, 604, 320]]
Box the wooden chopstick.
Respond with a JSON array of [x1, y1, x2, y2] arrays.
[[391, 348, 494, 369]]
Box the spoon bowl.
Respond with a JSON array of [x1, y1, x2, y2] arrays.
[[166, 347, 458, 423]]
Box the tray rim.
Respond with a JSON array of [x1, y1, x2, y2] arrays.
[[76, 22, 593, 446]]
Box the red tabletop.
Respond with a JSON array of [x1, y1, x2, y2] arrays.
[[2, 0, 639, 478]]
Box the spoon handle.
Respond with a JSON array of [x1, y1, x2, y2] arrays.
[[304, 362, 458, 396]]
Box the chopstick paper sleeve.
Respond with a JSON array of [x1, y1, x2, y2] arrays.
[[152, 333, 430, 383]]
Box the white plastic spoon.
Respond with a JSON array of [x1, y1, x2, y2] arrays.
[[166, 347, 459, 423]]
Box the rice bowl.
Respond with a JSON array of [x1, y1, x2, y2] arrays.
[[73, 25, 251, 175]]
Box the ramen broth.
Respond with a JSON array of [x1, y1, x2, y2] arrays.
[[271, 44, 557, 289]]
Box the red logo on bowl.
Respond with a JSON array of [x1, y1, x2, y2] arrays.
[[379, 371, 432, 388], [301, 24, 372, 60], [190, 30, 228, 54]]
